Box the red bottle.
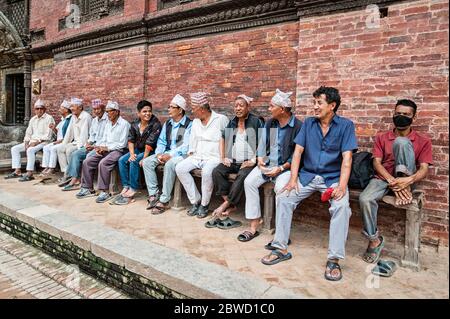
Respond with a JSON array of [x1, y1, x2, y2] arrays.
[[321, 187, 334, 202]]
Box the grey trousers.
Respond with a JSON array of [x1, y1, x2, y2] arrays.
[[272, 173, 352, 260], [81, 150, 123, 191], [359, 137, 417, 240]]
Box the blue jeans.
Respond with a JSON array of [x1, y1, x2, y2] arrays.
[[118, 150, 145, 191], [359, 137, 417, 240], [143, 154, 183, 203], [67, 147, 87, 178]]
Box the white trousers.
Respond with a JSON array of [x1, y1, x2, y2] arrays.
[[42, 143, 64, 168], [57, 144, 78, 173], [11, 143, 45, 172], [175, 157, 221, 206]]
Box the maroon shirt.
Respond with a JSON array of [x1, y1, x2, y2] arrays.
[[372, 129, 433, 180]]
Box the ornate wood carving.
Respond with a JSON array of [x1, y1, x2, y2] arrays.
[[158, 0, 198, 10]]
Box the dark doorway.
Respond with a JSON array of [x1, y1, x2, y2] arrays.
[[5, 73, 25, 125]]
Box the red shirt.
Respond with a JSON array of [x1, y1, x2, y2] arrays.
[[372, 129, 433, 180]]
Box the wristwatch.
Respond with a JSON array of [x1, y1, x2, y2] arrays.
[[279, 165, 285, 172]]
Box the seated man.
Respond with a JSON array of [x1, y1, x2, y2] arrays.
[[5, 99, 55, 182], [175, 92, 229, 218], [76, 101, 130, 203], [239, 89, 302, 242], [209, 94, 265, 228], [263, 86, 357, 282], [40, 100, 73, 176], [58, 97, 92, 185], [113, 100, 162, 205], [359, 99, 432, 263], [61, 99, 108, 191], [143, 94, 192, 213]]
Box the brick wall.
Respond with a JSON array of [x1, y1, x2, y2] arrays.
[[32, 45, 147, 122], [29, 0, 146, 48], [147, 22, 299, 119], [295, 0, 449, 246]]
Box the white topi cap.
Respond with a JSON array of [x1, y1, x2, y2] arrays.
[[34, 99, 45, 108], [105, 100, 119, 111], [60, 100, 70, 109], [237, 94, 254, 105], [171, 94, 187, 110], [271, 89, 293, 109], [70, 97, 83, 106]]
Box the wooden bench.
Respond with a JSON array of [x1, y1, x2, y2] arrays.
[[167, 167, 424, 271]]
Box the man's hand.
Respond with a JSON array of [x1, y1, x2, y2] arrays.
[[257, 157, 266, 168], [279, 178, 299, 195], [332, 185, 347, 201], [159, 154, 172, 164], [240, 160, 255, 170], [85, 144, 94, 151], [139, 159, 145, 167], [221, 158, 232, 167], [389, 176, 414, 192], [95, 146, 107, 155], [54, 140, 62, 145], [28, 141, 39, 148], [264, 166, 282, 178], [394, 188, 413, 206], [49, 123, 56, 130], [128, 153, 137, 162]]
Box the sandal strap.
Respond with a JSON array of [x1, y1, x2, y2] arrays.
[[239, 231, 253, 239], [326, 261, 341, 271]]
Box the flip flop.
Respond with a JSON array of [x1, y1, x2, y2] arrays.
[[62, 183, 81, 191], [372, 260, 397, 277], [237, 230, 259, 242], [4, 172, 22, 179], [217, 217, 242, 230], [324, 260, 343, 281], [261, 249, 292, 265], [265, 239, 292, 250], [362, 236, 385, 263]]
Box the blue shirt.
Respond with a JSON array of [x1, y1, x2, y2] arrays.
[[257, 115, 298, 167], [295, 115, 358, 187], [155, 116, 192, 158]]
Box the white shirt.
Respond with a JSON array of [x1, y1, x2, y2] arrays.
[[232, 130, 255, 163], [88, 112, 108, 145], [63, 110, 92, 149], [97, 116, 130, 151], [24, 113, 55, 144], [189, 111, 229, 161]]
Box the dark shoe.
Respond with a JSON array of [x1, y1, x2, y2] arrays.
[[237, 230, 260, 242], [261, 249, 292, 265], [4, 172, 21, 179], [76, 188, 96, 199], [96, 191, 112, 203], [18, 175, 34, 182], [362, 236, 384, 264], [57, 176, 71, 187], [187, 204, 200, 216], [151, 201, 170, 215], [265, 239, 292, 250], [372, 260, 397, 277], [205, 217, 222, 228], [196, 205, 209, 219], [324, 260, 343, 281], [146, 193, 160, 210], [217, 217, 242, 230]]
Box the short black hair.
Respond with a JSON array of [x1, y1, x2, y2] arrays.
[[137, 100, 152, 112], [395, 99, 417, 116], [313, 86, 341, 113]]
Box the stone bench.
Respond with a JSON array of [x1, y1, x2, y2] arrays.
[[166, 166, 424, 271]]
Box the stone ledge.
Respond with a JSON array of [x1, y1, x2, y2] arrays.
[[0, 190, 302, 299]]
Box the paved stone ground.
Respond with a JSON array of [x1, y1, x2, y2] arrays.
[[0, 231, 128, 299], [0, 174, 448, 298]]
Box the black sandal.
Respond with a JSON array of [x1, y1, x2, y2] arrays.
[[217, 217, 242, 230], [237, 230, 259, 242], [324, 261, 343, 281]]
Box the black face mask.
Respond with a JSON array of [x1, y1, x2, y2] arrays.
[[393, 115, 413, 129]]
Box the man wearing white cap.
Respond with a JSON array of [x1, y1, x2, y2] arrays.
[[61, 99, 108, 191], [207, 94, 265, 229], [141, 94, 192, 213], [175, 92, 229, 218], [40, 100, 73, 176], [76, 101, 130, 203], [57, 97, 92, 184], [5, 99, 55, 182], [238, 89, 302, 242], [112, 100, 162, 205]]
